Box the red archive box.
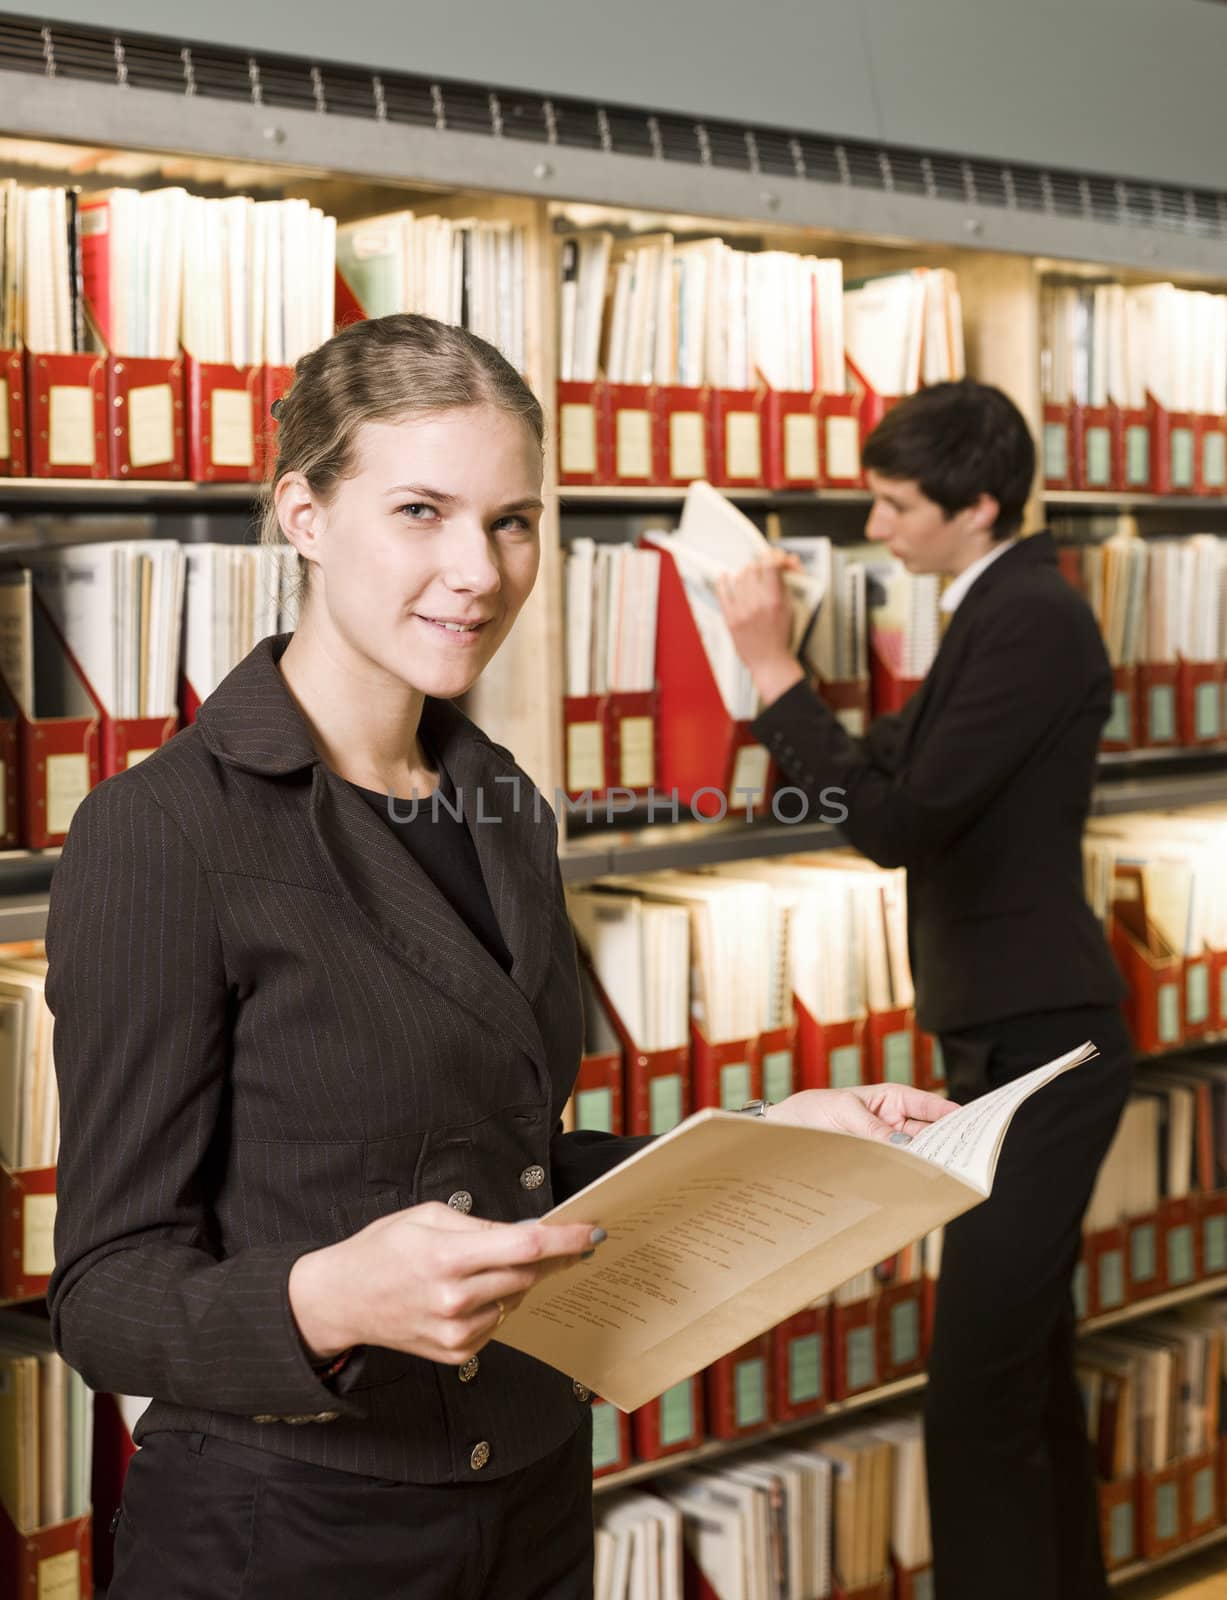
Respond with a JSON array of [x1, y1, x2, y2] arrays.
[[570, 1050, 624, 1135], [876, 1278, 926, 1382], [631, 1374, 704, 1461], [1100, 665, 1138, 752], [1119, 405, 1155, 493], [758, 1022, 798, 1105], [556, 380, 607, 486], [865, 1006, 915, 1087], [606, 689, 658, 794], [107, 355, 186, 480], [1185, 1449, 1220, 1541], [333, 268, 367, 330], [0, 349, 27, 476], [590, 1399, 631, 1478], [704, 1333, 773, 1440], [0, 1162, 56, 1301], [847, 355, 902, 457], [892, 1561, 934, 1600], [831, 1293, 879, 1400], [582, 961, 690, 1137], [1081, 1225, 1129, 1318], [562, 694, 608, 799], [709, 388, 765, 489], [25, 351, 108, 478], [1213, 947, 1227, 1034], [1177, 659, 1223, 747], [606, 384, 656, 487], [1076, 403, 1120, 492], [1126, 1210, 1162, 1303], [764, 389, 821, 490], [261, 363, 295, 479], [870, 642, 925, 720], [771, 1305, 829, 1421], [796, 998, 865, 1090], [1110, 915, 1183, 1055], [1158, 1195, 1200, 1291], [819, 393, 863, 488], [818, 676, 872, 739], [1200, 1190, 1227, 1279], [691, 1022, 760, 1112], [1137, 661, 1181, 750], [1197, 413, 1227, 495], [1138, 1462, 1187, 1558], [1183, 948, 1213, 1041], [650, 543, 775, 817], [1098, 1476, 1140, 1572], [0, 1507, 92, 1600], [1042, 402, 1077, 491], [185, 355, 262, 483], [654, 384, 710, 487], [1152, 401, 1198, 496]]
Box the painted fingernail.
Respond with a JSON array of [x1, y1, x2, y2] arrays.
[[889, 1132, 911, 1146], [589, 1227, 607, 1245], [580, 1249, 595, 1261]]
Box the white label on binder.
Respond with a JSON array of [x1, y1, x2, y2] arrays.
[[784, 414, 819, 480], [566, 721, 605, 792], [615, 410, 651, 479], [825, 415, 861, 481], [725, 413, 762, 480], [211, 389, 255, 468], [669, 411, 706, 480], [38, 1550, 79, 1600], [127, 382, 175, 469], [46, 753, 89, 835], [48, 385, 96, 467], [835, 707, 866, 737], [0, 378, 8, 458], [618, 716, 654, 789], [126, 748, 156, 768], [560, 403, 597, 476], [731, 743, 769, 804], [23, 1191, 56, 1277]]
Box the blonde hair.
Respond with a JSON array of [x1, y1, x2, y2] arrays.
[[260, 313, 545, 607]]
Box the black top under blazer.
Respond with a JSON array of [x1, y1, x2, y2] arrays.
[[753, 531, 1125, 1035], [45, 634, 645, 1483]]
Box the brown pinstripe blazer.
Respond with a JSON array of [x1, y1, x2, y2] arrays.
[[45, 634, 644, 1483]]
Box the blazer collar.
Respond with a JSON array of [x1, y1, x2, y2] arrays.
[[196, 635, 556, 1073], [954, 528, 1058, 610]]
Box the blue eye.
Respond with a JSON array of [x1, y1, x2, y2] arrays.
[[398, 503, 438, 521]]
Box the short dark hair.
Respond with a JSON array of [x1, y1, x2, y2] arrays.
[[861, 378, 1036, 539]]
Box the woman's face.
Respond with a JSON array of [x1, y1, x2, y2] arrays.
[[288, 404, 544, 700]]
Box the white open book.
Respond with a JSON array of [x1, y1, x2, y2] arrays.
[[497, 1044, 1096, 1410]]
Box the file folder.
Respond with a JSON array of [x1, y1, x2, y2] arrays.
[[562, 694, 607, 799], [690, 1022, 760, 1112], [1184, 1449, 1219, 1541], [875, 1278, 926, 1383], [846, 354, 902, 460], [1100, 666, 1138, 753], [1177, 659, 1223, 747], [107, 355, 186, 480], [185, 355, 261, 483], [582, 960, 690, 1137], [606, 384, 656, 487], [1119, 405, 1155, 493], [763, 389, 821, 491], [1183, 948, 1213, 1041], [1197, 414, 1227, 495], [0, 350, 27, 477], [818, 393, 863, 488], [771, 1305, 829, 1422], [590, 1399, 631, 1478], [796, 997, 865, 1091], [1126, 1209, 1162, 1304], [1098, 1477, 1140, 1572], [1199, 1190, 1227, 1278], [0, 1505, 92, 1600], [704, 1332, 773, 1440], [1158, 1194, 1200, 1291], [1211, 947, 1227, 1034], [865, 1005, 915, 1087], [261, 363, 295, 479], [831, 1293, 879, 1399], [1041, 401, 1077, 491], [817, 677, 872, 739], [1152, 398, 1197, 496], [570, 1048, 624, 1136], [1081, 1225, 1128, 1318], [650, 544, 776, 817], [606, 689, 658, 794], [893, 1562, 936, 1600], [1077, 403, 1120, 492], [26, 352, 107, 479], [556, 379, 607, 485], [630, 1374, 704, 1461], [654, 384, 710, 487], [0, 1162, 55, 1301], [1137, 662, 1181, 750], [1138, 1462, 1186, 1558], [757, 1022, 798, 1105], [709, 388, 765, 489], [1110, 919, 1183, 1055]]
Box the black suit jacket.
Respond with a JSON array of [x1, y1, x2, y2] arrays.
[[754, 532, 1124, 1034], [45, 634, 645, 1483]]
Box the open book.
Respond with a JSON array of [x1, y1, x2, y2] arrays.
[[497, 1044, 1096, 1410]]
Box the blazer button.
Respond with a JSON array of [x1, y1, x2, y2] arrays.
[[448, 1191, 474, 1213], [313, 1411, 339, 1423], [519, 1165, 545, 1191], [282, 1415, 314, 1426], [572, 1381, 592, 1403], [251, 1415, 278, 1424], [470, 1440, 491, 1471], [459, 1356, 480, 1383]]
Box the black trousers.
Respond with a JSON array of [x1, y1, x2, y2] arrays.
[[108, 1418, 595, 1600], [925, 1003, 1133, 1600]]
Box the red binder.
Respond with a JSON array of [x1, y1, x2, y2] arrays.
[[0, 349, 28, 477], [1212, 947, 1227, 1034], [654, 384, 710, 487], [1076, 403, 1120, 492], [1196, 414, 1227, 495], [1183, 949, 1213, 1041], [847, 355, 902, 457], [1137, 1461, 1186, 1558], [1081, 1225, 1128, 1318], [831, 1292, 879, 1399], [818, 677, 871, 739], [1177, 659, 1223, 747], [757, 1022, 798, 1105], [893, 1564, 934, 1600], [631, 1374, 704, 1461], [25, 351, 108, 479], [795, 997, 865, 1090], [606, 689, 658, 795], [875, 1278, 926, 1382], [1184, 1448, 1219, 1541], [0, 1163, 56, 1301], [1158, 1194, 1200, 1291], [1125, 1210, 1162, 1304], [1136, 661, 1181, 750], [1151, 399, 1197, 496], [1200, 1189, 1227, 1278], [582, 960, 690, 1137], [818, 393, 863, 488], [864, 1006, 915, 1087], [185, 355, 262, 483], [590, 1399, 631, 1478], [562, 694, 608, 800], [1119, 405, 1155, 493], [869, 642, 925, 720], [606, 384, 656, 487], [1100, 665, 1138, 753], [709, 388, 765, 489], [556, 379, 608, 486], [1110, 915, 1183, 1056], [704, 1333, 773, 1440], [650, 544, 776, 816], [691, 1022, 760, 1111], [107, 355, 186, 479], [1042, 402, 1077, 492], [571, 1049, 624, 1135], [0, 1506, 92, 1600], [763, 389, 821, 491], [261, 363, 295, 479], [1098, 1476, 1140, 1572], [771, 1305, 829, 1421]]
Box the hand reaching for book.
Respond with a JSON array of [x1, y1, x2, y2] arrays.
[[765, 1083, 959, 1143], [716, 550, 807, 704]]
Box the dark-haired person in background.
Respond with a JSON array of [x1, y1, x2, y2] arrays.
[[717, 379, 1132, 1600]]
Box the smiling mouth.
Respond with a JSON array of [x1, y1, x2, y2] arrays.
[[416, 616, 491, 635]]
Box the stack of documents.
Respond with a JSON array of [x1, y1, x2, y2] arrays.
[[844, 269, 965, 397], [4, 183, 89, 355], [865, 561, 941, 681], [0, 179, 21, 350], [182, 544, 301, 705], [564, 539, 660, 697], [336, 210, 525, 371], [1072, 534, 1147, 668], [778, 538, 868, 684], [0, 952, 53, 1173], [77, 186, 188, 359], [1084, 809, 1227, 961], [567, 888, 690, 1052], [558, 231, 614, 384], [0, 1309, 92, 1535], [1139, 535, 1226, 665]]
